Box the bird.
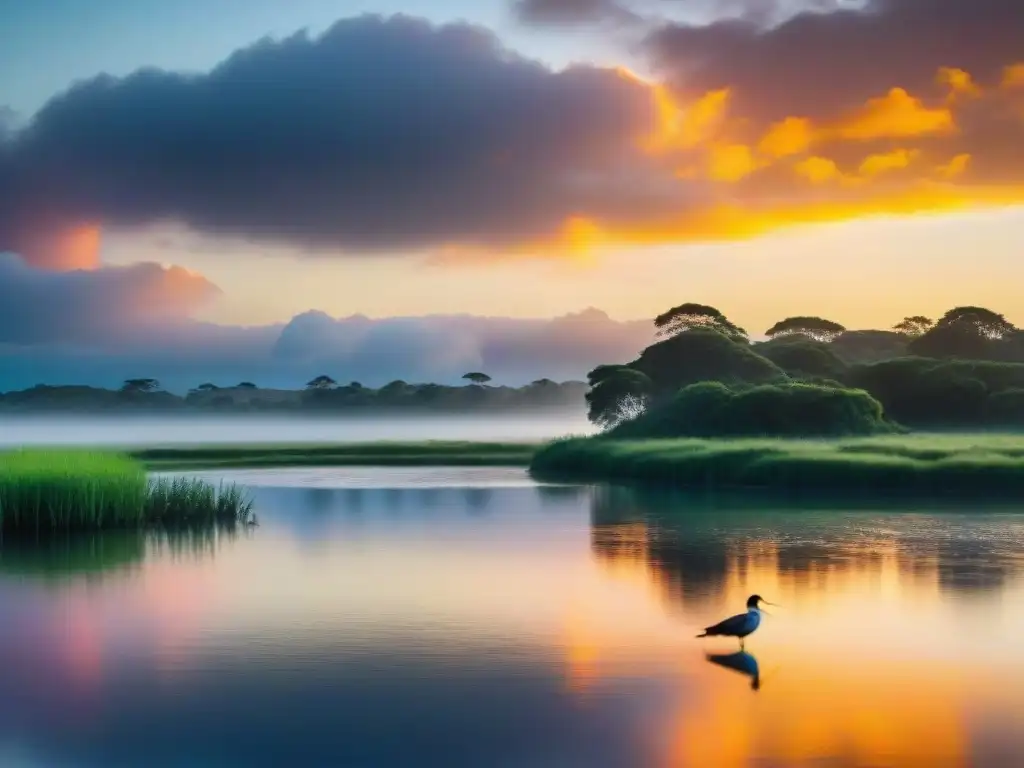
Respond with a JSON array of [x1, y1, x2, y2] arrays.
[[696, 594, 776, 650]]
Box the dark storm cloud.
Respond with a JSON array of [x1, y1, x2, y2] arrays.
[[513, 0, 643, 25], [644, 0, 1024, 120], [0, 14, 659, 259]]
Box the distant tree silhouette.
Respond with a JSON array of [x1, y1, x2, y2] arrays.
[[120, 378, 160, 393], [893, 316, 933, 337], [655, 303, 747, 340], [765, 316, 846, 343], [236, 382, 258, 389], [196, 383, 219, 392], [936, 306, 1015, 339], [909, 317, 994, 360], [305, 375, 337, 390], [462, 372, 492, 385]]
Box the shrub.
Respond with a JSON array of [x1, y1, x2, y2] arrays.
[[613, 382, 892, 439]]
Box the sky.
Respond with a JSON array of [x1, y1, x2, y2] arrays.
[[1, 0, 1023, 390]]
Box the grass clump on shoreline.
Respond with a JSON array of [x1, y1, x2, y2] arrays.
[[0, 450, 253, 532], [529, 434, 1024, 497]]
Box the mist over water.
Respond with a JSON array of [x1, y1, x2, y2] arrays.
[[0, 412, 595, 446]]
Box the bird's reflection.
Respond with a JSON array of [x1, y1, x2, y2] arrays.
[[706, 650, 761, 691]]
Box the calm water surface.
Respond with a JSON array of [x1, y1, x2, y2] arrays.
[[2, 471, 1024, 767]]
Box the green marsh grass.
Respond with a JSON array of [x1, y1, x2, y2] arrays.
[[529, 433, 1024, 497], [0, 450, 253, 533]]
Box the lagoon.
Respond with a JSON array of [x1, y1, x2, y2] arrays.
[[1, 470, 1023, 766]]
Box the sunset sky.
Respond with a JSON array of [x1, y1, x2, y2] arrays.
[[1, 0, 1023, 389]]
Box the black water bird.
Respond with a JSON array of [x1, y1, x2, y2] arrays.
[[696, 594, 775, 649]]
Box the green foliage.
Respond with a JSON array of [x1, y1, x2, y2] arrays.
[[630, 328, 785, 395], [654, 303, 747, 340], [0, 450, 253, 532], [613, 382, 891, 439], [830, 330, 907, 364], [756, 337, 848, 380], [848, 357, 1024, 427], [909, 319, 995, 360], [530, 434, 1024, 497], [765, 316, 846, 342], [585, 369, 652, 428], [462, 372, 492, 385]]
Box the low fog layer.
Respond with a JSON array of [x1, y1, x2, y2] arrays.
[[0, 413, 596, 446]]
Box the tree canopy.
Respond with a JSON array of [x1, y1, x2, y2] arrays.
[[936, 306, 1016, 339], [654, 303, 747, 340], [120, 378, 160, 393], [585, 368, 652, 428], [305, 375, 337, 390], [462, 372, 492, 385], [893, 316, 933, 337], [765, 316, 846, 342]]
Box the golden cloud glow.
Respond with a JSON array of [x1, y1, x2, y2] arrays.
[[642, 86, 732, 154], [794, 156, 842, 184], [708, 143, 759, 182], [858, 148, 919, 177], [937, 67, 982, 99], [1002, 63, 1024, 88], [835, 88, 955, 141], [935, 153, 971, 179], [757, 117, 815, 158]]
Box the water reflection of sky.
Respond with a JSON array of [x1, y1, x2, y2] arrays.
[[0, 479, 1023, 766]]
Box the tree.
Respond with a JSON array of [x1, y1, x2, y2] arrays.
[[757, 338, 848, 380], [765, 316, 846, 343], [936, 306, 1015, 339], [236, 382, 258, 389], [893, 316, 933, 337], [630, 328, 784, 396], [196, 383, 219, 392], [305, 375, 337, 390], [120, 378, 160, 393], [585, 369, 653, 428], [462, 372, 492, 385], [654, 303, 747, 340], [909, 317, 995, 360]]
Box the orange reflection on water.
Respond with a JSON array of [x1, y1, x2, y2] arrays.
[[573, 519, 1024, 768]]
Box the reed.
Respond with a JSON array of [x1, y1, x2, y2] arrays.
[[0, 450, 253, 532]]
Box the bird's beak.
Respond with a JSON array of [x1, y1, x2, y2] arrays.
[[760, 600, 779, 615]]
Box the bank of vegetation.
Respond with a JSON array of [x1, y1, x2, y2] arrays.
[[531, 303, 1024, 493], [0, 450, 253, 532]]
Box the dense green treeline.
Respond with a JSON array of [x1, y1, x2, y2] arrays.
[[586, 303, 1024, 436]]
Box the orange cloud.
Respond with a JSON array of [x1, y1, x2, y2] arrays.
[[794, 156, 843, 184], [858, 148, 920, 178], [936, 67, 982, 99], [8, 222, 102, 271], [1002, 64, 1024, 89], [835, 87, 955, 141], [642, 86, 731, 153], [935, 153, 971, 179], [708, 143, 759, 182], [757, 117, 815, 158]]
